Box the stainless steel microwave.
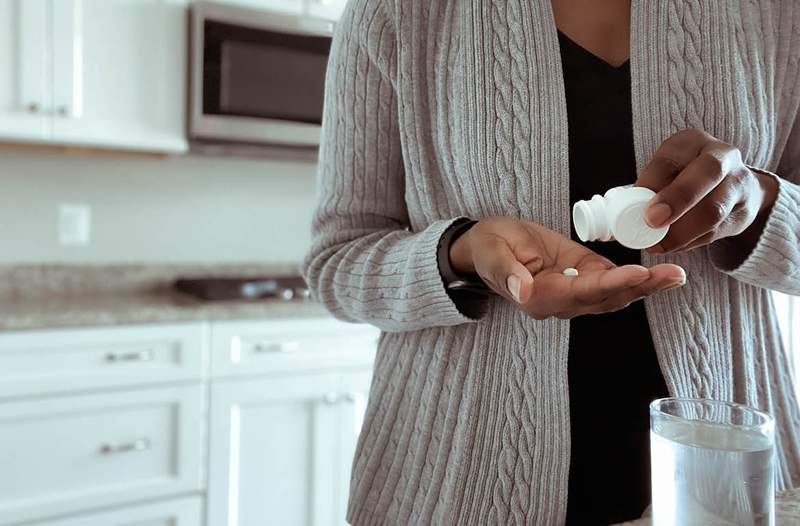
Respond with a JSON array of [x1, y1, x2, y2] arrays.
[[189, 1, 334, 151]]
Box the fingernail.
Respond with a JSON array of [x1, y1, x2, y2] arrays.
[[667, 269, 687, 289], [665, 279, 685, 291], [507, 275, 521, 303], [647, 244, 664, 254], [646, 202, 673, 228]]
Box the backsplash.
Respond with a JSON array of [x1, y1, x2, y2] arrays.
[[0, 150, 318, 264]]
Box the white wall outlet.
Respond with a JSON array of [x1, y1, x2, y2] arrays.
[[58, 204, 91, 246]]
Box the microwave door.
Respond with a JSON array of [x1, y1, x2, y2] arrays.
[[192, 15, 331, 147], [220, 41, 326, 124]]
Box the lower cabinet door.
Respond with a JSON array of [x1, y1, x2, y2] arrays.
[[0, 385, 204, 524], [335, 371, 372, 526], [23, 496, 202, 526], [207, 373, 341, 526]]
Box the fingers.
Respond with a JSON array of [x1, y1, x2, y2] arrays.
[[592, 275, 685, 313], [579, 264, 686, 315], [678, 231, 717, 253], [643, 144, 738, 229], [571, 265, 650, 305], [474, 235, 537, 303], [646, 263, 687, 283], [636, 129, 709, 192], [647, 181, 740, 253]]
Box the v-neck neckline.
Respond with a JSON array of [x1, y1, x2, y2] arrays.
[[557, 30, 631, 70]]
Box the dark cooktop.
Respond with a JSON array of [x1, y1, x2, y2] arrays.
[[173, 275, 310, 301]]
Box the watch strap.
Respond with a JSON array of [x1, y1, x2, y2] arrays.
[[437, 219, 495, 297]]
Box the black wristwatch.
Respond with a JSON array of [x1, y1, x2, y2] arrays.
[[437, 219, 495, 297]]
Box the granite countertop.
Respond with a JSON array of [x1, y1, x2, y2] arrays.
[[0, 264, 331, 331], [0, 290, 330, 331], [614, 488, 800, 525]]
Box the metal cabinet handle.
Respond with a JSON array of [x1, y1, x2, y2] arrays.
[[57, 105, 69, 117], [252, 341, 300, 354], [27, 102, 40, 113], [99, 438, 151, 455], [322, 392, 339, 405], [105, 350, 154, 363], [322, 392, 363, 405]]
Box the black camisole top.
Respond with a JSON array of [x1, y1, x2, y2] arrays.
[[558, 31, 671, 525]]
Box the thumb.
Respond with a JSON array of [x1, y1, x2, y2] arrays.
[[506, 264, 535, 304], [475, 237, 535, 303]]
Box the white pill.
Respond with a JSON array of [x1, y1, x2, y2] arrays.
[[562, 267, 579, 277]]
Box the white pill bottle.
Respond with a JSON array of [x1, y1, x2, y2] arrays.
[[572, 185, 669, 250]]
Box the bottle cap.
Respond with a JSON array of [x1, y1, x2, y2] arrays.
[[572, 186, 669, 249], [612, 201, 669, 249]]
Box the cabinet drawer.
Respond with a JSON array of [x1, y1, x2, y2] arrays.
[[0, 323, 206, 399], [0, 385, 204, 524], [210, 319, 379, 378], [22, 496, 202, 526]]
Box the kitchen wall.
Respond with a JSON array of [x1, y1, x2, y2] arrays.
[[0, 150, 318, 264]]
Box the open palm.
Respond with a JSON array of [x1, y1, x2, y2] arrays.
[[457, 218, 686, 320]]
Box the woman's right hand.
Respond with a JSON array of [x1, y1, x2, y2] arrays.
[[449, 217, 686, 320]]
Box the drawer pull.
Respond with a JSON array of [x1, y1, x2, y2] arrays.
[[343, 392, 360, 403], [252, 341, 300, 354], [105, 350, 154, 363], [322, 392, 339, 405], [99, 438, 151, 455]]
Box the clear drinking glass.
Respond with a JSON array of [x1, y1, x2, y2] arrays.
[[650, 398, 775, 526]]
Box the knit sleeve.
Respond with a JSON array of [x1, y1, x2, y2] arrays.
[[302, 0, 479, 332], [708, 108, 800, 296]]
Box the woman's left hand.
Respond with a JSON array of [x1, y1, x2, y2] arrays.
[[635, 128, 779, 254]]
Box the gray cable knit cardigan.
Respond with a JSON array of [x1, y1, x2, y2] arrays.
[[303, 1, 800, 524]]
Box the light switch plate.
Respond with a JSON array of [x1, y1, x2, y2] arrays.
[[58, 204, 91, 246]]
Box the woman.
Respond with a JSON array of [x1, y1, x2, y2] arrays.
[[304, 0, 800, 523]]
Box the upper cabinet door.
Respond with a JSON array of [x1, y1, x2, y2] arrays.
[[0, 0, 50, 141], [49, 0, 189, 153], [305, 0, 348, 21]]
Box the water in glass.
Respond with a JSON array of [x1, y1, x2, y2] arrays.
[[651, 416, 774, 526]]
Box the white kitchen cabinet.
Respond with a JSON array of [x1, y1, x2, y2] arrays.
[[0, 317, 376, 526], [334, 370, 371, 525], [49, 0, 188, 152], [207, 368, 372, 526], [0, 0, 50, 141], [0, 385, 204, 524], [23, 497, 202, 526], [0, 0, 188, 152]]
